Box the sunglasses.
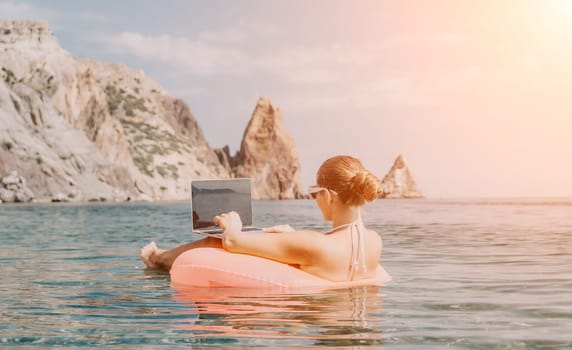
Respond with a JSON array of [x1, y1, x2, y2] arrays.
[[308, 185, 337, 199]]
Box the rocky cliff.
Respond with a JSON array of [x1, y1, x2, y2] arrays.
[[229, 98, 304, 199], [380, 154, 424, 199], [0, 20, 302, 203]]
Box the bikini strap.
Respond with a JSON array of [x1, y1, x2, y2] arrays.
[[347, 222, 367, 281], [322, 222, 355, 234], [323, 221, 368, 281]]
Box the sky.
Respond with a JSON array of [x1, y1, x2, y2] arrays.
[[2, 0, 572, 198]]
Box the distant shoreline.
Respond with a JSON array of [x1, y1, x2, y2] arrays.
[[3, 196, 572, 208]]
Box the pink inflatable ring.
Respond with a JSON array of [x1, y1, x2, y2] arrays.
[[170, 248, 392, 289]]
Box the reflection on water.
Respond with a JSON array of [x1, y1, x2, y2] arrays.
[[171, 285, 385, 348]]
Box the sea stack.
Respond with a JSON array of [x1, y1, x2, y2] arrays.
[[231, 98, 304, 200], [380, 154, 424, 198]]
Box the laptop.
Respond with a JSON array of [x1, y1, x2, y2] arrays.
[[191, 178, 261, 238]]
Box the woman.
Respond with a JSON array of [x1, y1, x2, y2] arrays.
[[141, 155, 383, 282]]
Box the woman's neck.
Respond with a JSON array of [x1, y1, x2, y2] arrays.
[[331, 202, 362, 228]]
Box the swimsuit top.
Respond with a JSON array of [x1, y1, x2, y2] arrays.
[[324, 221, 367, 281]]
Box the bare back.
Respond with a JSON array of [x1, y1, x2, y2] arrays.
[[299, 227, 382, 282]]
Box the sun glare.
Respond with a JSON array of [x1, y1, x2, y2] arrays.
[[544, 0, 572, 31]]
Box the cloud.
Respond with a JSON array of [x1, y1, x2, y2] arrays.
[[94, 23, 471, 111], [0, 1, 58, 20], [274, 94, 352, 111], [96, 31, 249, 75], [95, 29, 376, 84], [94, 22, 283, 76], [168, 87, 209, 99], [197, 21, 278, 44], [379, 32, 463, 50], [76, 11, 109, 23]]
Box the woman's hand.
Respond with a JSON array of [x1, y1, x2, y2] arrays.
[[214, 211, 242, 250], [213, 211, 243, 234], [262, 224, 295, 233]]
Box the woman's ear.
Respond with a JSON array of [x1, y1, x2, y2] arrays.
[[325, 189, 334, 204]]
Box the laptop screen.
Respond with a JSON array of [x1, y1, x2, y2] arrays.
[[191, 179, 253, 230]]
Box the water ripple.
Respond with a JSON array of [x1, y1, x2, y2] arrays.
[[1, 200, 571, 348]]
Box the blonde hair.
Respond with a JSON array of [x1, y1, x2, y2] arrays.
[[316, 155, 381, 206]]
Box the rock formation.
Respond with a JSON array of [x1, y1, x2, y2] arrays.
[[380, 154, 424, 198], [0, 20, 228, 202], [0, 171, 34, 203], [0, 20, 304, 203], [231, 98, 304, 199]]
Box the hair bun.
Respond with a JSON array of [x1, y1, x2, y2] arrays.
[[338, 170, 380, 206], [316, 155, 381, 207]]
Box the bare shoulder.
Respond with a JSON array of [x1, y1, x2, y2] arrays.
[[365, 228, 382, 238], [273, 229, 331, 264], [366, 228, 383, 248]]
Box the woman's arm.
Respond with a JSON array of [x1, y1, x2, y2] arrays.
[[224, 230, 324, 266], [214, 212, 323, 266], [262, 224, 295, 233]]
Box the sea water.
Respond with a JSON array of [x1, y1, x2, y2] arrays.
[[0, 199, 571, 349]]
